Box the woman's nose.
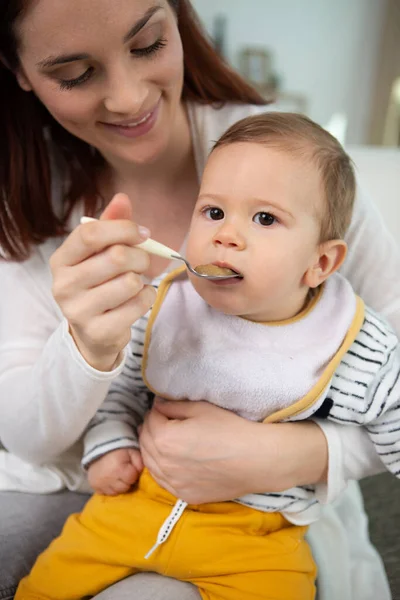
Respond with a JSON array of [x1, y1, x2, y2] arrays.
[[213, 222, 246, 249], [104, 65, 148, 115]]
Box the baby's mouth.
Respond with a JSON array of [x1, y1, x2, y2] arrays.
[[214, 261, 243, 277], [194, 262, 243, 278]]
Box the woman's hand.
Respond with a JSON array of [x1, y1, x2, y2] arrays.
[[139, 398, 328, 504], [50, 193, 157, 371]]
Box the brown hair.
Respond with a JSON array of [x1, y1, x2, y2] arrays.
[[0, 0, 266, 260], [213, 112, 356, 241]]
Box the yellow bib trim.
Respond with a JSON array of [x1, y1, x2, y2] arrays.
[[142, 266, 186, 397], [263, 295, 365, 423]]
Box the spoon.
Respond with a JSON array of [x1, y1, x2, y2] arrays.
[[80, 217, 242, 281]]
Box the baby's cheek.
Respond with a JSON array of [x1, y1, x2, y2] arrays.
[[185, 238, 204, 269]]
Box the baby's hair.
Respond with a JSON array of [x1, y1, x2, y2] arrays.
[[213, 112, 356, 241]]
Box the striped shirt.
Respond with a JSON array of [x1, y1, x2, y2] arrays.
[[83, 283, 400, 522]]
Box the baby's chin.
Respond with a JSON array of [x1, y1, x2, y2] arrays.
[[200, 294, 249, 317]]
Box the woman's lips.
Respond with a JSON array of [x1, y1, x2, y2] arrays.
[[99, 100, 160, 139]]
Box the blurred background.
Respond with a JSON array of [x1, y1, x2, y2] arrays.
[[191, 0, 400, 147]]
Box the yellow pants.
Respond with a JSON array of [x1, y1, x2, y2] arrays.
[[16, 469, 316, 600]]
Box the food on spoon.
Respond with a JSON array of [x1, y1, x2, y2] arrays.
[[195, 264, 237, 277]]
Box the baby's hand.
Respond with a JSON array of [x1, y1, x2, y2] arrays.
[[88, 448, 143, 495]]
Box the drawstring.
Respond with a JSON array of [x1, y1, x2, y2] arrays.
[[144, 498, 188, 559]]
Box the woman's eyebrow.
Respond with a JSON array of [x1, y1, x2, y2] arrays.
[[37, 5, 163, 69], [123, 5, 162, 43], [37, 53, 89, 69]]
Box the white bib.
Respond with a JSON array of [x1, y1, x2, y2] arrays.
[[143, 271, 363, 422]]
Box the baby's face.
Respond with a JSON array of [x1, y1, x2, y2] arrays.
[[186, 142, 324, 322]]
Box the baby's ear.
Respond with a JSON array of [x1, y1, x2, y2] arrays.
[[304, 240, 347, 288]]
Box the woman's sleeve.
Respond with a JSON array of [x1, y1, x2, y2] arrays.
[[0, 257, 126, 465], [314, 181, 400, 502], [341, 183, 400, 335], [314, 421, 386, 504]]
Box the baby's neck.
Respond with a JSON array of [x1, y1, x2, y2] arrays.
[[243, 286, 316, 324]]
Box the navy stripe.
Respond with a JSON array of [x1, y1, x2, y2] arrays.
[[358, 327, 388, 349], [97, 409, 134, 416], [335, 373, 368, 388], [132, 325, 146, 334], [84, 436, 138, 457], [364, 318, 389, 338], [353, 339, 384, 354], [340, 359, 374, 376], [377, 449, 400, 457], [130, 339, 144, 347], [330, 385, 364, 400], [388, 368, 400, 396], [347, 350, 383, 366], [124, 362, 142, 374]]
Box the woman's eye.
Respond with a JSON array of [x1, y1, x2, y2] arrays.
[[58, 67, 94, 91], [253, 212, 277, 226], [131, 37, 167, 57], [204, 207, 224, 220], [57, 37, 167, 91]]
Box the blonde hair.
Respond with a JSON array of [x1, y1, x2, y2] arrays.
[[213, 112, 356, 241]]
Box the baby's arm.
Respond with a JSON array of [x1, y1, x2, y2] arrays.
[[83, 383, 152, 466], [327, 310, 400, 479], [364, 344, 400, 477], [83, 330, 153, 493]]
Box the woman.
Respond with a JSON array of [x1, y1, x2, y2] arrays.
[[0, 0, 398, 599]]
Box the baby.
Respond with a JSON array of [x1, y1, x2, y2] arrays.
[[16, 113, 400, 600]]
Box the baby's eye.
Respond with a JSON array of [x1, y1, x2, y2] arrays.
[[204, 207, 224, 220], [253, 212, 276, 227]]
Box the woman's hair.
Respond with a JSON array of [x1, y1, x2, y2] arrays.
[[0, 0, 266, 260], [213, 112, 356, 242]]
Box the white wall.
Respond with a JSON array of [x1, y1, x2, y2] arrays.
[[191, 0, 387, 145], [348, 147, 400, 243]]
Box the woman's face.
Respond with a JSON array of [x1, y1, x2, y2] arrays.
[[15, 0, 184, 166]]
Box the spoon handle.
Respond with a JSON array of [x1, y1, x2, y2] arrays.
[[136, 238, 181, 260], [80, 217, 181, 260]]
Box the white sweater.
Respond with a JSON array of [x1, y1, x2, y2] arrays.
[[0, 101, 398, 499]]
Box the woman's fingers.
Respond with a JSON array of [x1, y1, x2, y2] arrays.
[[50, 218, 150, 269], [90, 285, 156, 332], [140, 408, 189, 498], [58, 245, 151, 292], [142, 402, 171, 437], [99, 192, 133, 222], [152, 397, 208, 420], [69, 285, 156, 361], [139, 413, 168, 475], [49, 193, 156, 370], [127, 448, 144, 472], [61, 273, 146, 322], [139, 442, 178, 497], [138, 402, 268, 504]]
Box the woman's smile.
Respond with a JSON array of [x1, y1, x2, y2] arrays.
[[99, 98, 161, 139]]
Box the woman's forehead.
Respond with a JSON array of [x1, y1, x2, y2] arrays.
[[17, 0, 168, 53]]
